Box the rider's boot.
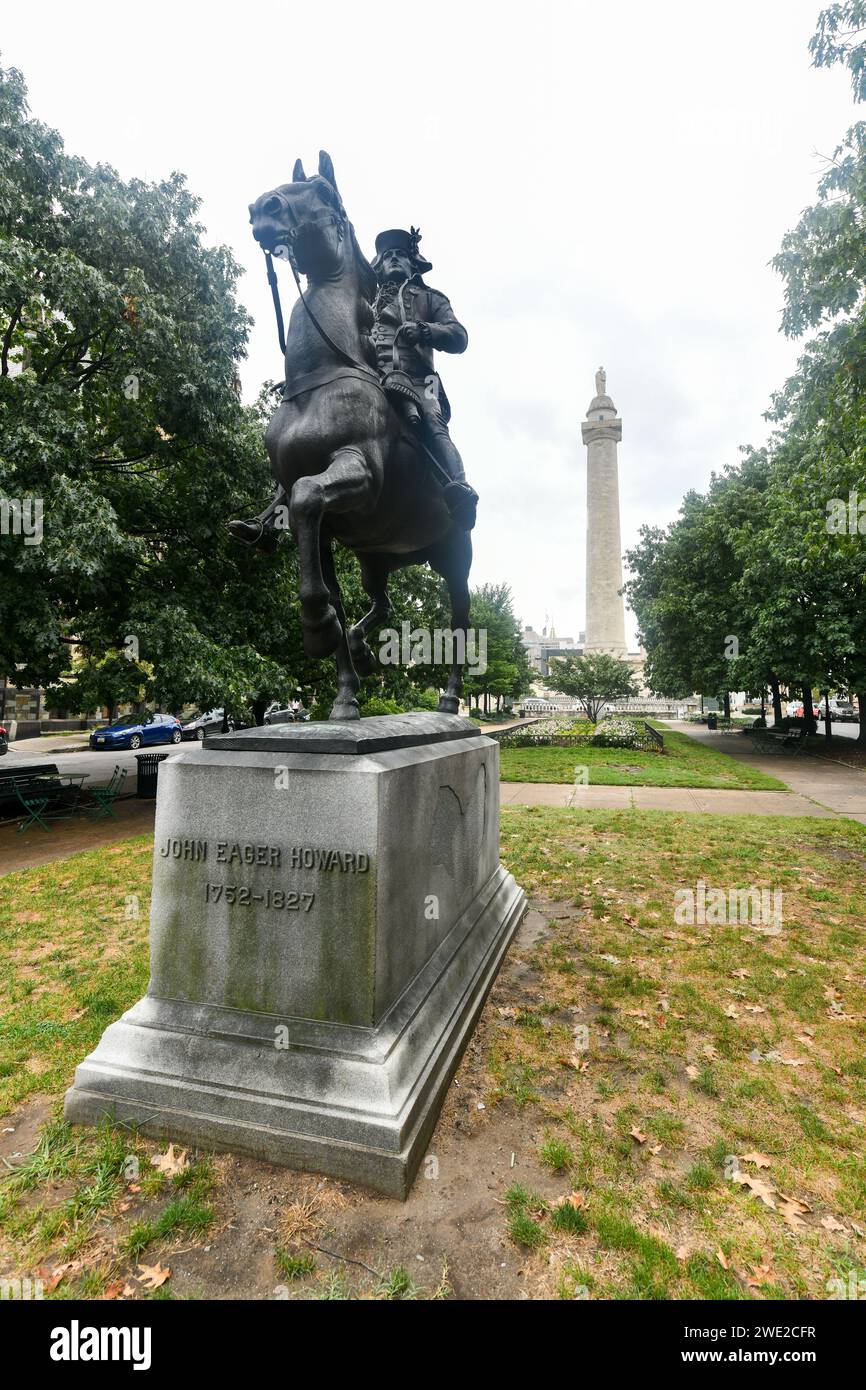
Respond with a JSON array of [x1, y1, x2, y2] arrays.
[[228, 486, 288, 553], [429, 433, 478, 531]]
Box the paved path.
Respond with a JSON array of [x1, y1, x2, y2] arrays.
[[663, 721, 866, 825], [499, 782, 834, 816]]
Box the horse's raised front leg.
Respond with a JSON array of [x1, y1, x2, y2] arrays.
[[319, 539, 361, 720], [289, 447, 377, 658]]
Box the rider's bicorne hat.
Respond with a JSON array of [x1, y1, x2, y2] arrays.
[[371, 226, 433, 276]]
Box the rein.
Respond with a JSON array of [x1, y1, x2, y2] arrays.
[[263, 221, 378, 384]]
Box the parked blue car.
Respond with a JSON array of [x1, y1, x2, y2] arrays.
[[89, 713, 182, 751]]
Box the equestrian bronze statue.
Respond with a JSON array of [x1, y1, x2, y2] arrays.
[[230, 151, 477, 721]]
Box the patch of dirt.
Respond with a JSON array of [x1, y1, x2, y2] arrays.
[[0, 1096, 53, 1168]]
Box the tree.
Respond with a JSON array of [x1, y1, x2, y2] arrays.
[[767, 7, 866, 738], [546, 651, 637, 723], [810, 2, 866, 103], [624, 451, 777, 714], [463, 583, 533, 714]]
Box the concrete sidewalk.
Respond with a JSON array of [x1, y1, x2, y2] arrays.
[[663, 720, 866, 825], [499, 782, 834, 816], [3, 733, 90, 755]]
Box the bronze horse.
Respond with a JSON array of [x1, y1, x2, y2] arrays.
[[247, 151, 472, 721]]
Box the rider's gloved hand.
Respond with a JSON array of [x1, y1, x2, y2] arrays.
[[400, 323, 432, 347]]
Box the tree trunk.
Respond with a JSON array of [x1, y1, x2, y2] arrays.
[[858, 690, 866, 744], [823, 691, 832, 741], [723, 691, 731, 720], [769, 675, 782, 725], [801, 684, 817, 736], [251, 697, 267, 727]]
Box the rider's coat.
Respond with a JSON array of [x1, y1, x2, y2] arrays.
[[370, 274, 468, 425]]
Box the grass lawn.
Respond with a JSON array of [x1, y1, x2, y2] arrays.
[[1, 809, 865, 1299], [499, 725, 787, 790], [494, 806, 866, 1298]]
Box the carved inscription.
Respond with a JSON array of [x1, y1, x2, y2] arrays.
[[157, 839, 370, 914]]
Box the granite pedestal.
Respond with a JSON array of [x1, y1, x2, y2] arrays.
[[64, 713, 525, 1197]]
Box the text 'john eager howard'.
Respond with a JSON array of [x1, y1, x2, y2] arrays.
[[158, 838, 370, 872]]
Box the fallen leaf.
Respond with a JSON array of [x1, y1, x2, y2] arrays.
[[702, 1044, 719, 1060], [820, 1215, 846, 1234], [716, 1248, 729, 1269], [685, 1064, 700, 1080], [724, 1004, 740, 1019], [136, 1262, 171, 1290], [151, 1144, 188, 1178], [732, 1171, 777, 1210], [745, 1253, 776, 1287], [630, 1127, 647, 1145], [777, 1192, 811, 1232], [100, 1279, 125, 1300], [567, 1191, 587, 1210], [740, 1152, 772, 1169]]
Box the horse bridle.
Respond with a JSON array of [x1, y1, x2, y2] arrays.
[[263, 203, 377, 380]]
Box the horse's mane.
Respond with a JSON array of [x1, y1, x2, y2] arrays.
[[347, 222, 377, 305]]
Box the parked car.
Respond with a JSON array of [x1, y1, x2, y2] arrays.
[[789, 702, 820, 720], [0, 724, 7, 755], [89, 713, 182, 751], [264, 704, 311, 725], [180, 708, 233, 741], [829, 700, 859, 722]]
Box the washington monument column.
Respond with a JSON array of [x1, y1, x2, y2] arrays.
[[581, 367, 627, 657]]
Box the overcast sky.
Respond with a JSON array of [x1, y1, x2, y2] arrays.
[[4, 1, 859, 646]]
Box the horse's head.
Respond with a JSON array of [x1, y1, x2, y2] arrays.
[[250, 151, 351, 280]]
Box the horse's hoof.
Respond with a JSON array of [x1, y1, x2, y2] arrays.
[[347, 630, 377, 676], [329, 698, 360, 721], [437, 695, 460, 715], [302, 606, 342, 657]]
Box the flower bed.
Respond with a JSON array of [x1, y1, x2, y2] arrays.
[[496, 715, 663, 752]]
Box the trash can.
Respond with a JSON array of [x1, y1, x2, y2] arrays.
[[707, 713, 718, 730], [135, 752, 171, 799]]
